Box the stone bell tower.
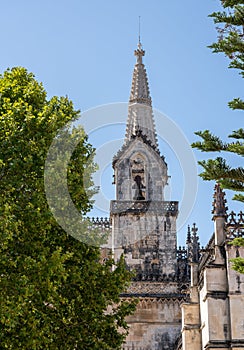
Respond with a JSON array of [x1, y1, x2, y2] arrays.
[[110, 41, 188, 350], [111, 41, 178, 277]]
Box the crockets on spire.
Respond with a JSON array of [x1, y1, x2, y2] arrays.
[[125, 42, 158, 150], [129, 42, 151, 105], [212, 183, 228, 218], [187, 223, 200, 263]]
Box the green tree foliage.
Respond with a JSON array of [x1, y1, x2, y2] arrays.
[[230, 238, 244, 273], [192, 0, 244, 203], [192, 0, 244, 275], [0, 67, 136, 349], [192, 129, 244, 202], [209, 0, 244, 110]]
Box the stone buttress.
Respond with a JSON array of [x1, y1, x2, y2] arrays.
[[181, 184, 244, 350]]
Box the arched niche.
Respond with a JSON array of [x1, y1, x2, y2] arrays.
[[130, 153, 148, 200]]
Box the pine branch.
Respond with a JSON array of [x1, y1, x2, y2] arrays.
[[192, 130, 227, 151], [233, 193, 244, 201], [222, 1, 244, 8], [197, 158, 244, 200], [192, 130, 244, 155], [193, 2, 244, 204], [198, 157, 243, 180], [229, 128, 244, 139], [228, 97, 244, 109], [227, 142, 244, 155], [221, 178, 244, 191]]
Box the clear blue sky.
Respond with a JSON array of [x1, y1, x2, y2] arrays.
[[1, 0, 242, 246]]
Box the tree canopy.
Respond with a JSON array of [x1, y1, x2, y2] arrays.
[[209, 0, 244, 110], [192, 0, 244, 274], [192, 0, 244, 203], [0, 67, 136, 349]]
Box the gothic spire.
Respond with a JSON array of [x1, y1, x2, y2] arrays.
[[212, 183, 228, 219], [129, 42, 152, 106], [125, 42, 158, 150]]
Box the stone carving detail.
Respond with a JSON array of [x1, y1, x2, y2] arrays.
[[129, 43, 151, 106], [124, 282, 184, 296], [226, 211, 244, 241], [212, 183, 228, 217], [177, 246, 189, 283], [113, 130, 161, 167], [87, 217, 111, 230], [188, 223, 200, 263], [110, 200, 178, 215]]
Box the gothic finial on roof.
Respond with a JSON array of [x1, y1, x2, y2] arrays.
[[188, 223, 200, 263], [212, 183, 228, 219], [134, 44, 145, 64], [192, 223, 198, 239], [186, 225, 191, 245]]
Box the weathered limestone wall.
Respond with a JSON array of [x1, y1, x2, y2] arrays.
[[123, 297, 182, 350], [181, 303, 201, 350], [112, 211, 177, 278], [226, 244, 244, 349], [199, 266, 231, 348]]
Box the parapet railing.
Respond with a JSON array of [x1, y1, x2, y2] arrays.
[[110, 200, 178, 215]]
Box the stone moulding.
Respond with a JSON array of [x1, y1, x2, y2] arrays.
[[204, 340, 231, 349], [226, 211, 244, 242], [110, 200, 179, 215], [125, 282, 182, 295], [120, 293, 188, 300]]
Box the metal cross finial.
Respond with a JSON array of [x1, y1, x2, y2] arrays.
[[139, 16, 141, 46], [137, 16, 144, 51], [135, 17, 144, 63]]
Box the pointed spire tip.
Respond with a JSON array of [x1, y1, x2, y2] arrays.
[[212, 183, 228, 219]]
